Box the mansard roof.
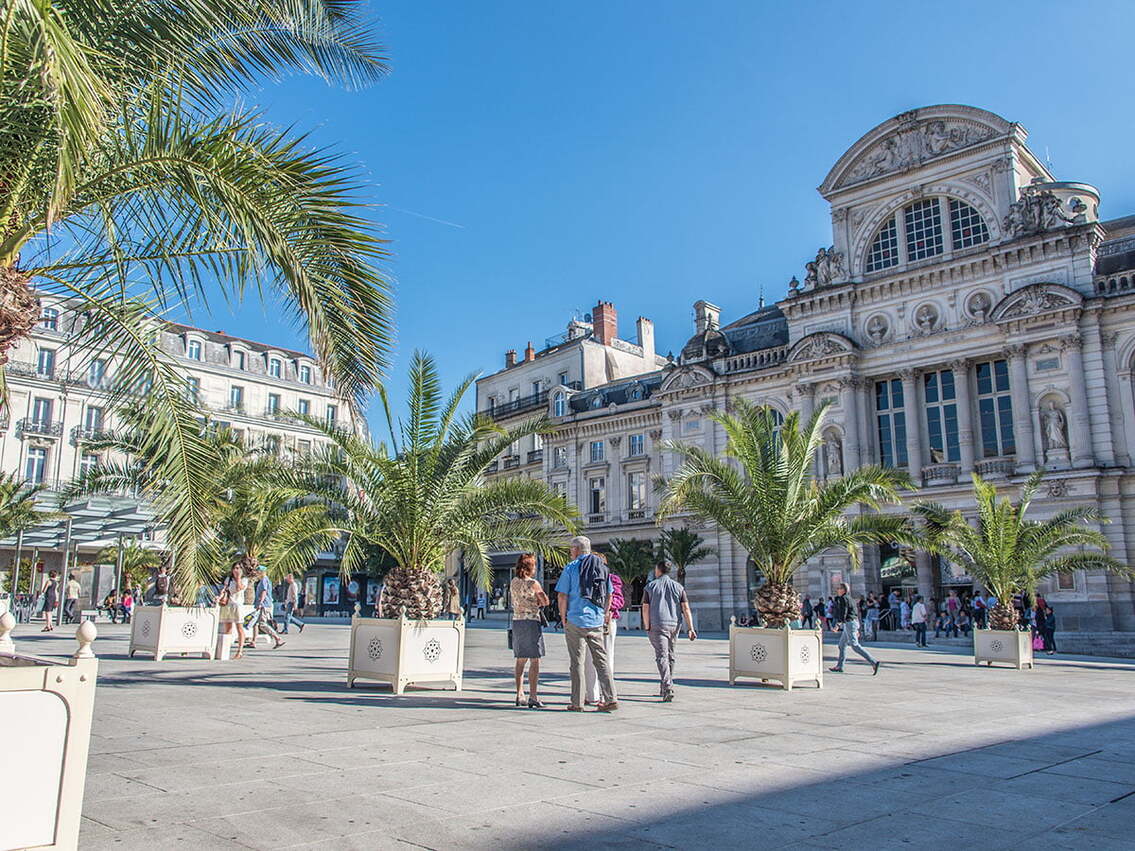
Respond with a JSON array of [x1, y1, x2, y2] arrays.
[[720, 304, 788, 354], [568, 372, 664, 412]]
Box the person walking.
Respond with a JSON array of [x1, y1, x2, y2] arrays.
[[585, 561, 623, 706], [63, 571, 81, 624], [154, 564, 171, 605], [801, 596, 814, 630], [510, 554, 550, 708], [641, 561, 697, 701], [865, 594, 880, 641], [40, 570, 61, 631], [1040, 605, 1057, 654], [218, 565, 247, 659], [444, 578, 462, 620], [911, 595, 929, 647], [829, 583, 880, 675], [476, 589, 487, 620], [252, 565, 285, 649], [280, 574, 305, 634], [555, 535, 617, 712]]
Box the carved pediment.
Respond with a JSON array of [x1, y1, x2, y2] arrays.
[[787, 332, 857, 364], [991, 283, 1082, 323], [660, 365, 715, 393]]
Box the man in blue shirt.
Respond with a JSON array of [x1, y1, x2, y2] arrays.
[[555, 536, 617, 711], [253, 564, 285, 649]]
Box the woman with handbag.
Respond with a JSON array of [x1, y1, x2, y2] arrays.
[[217, 565, 248, 659], [510, 554, 549, 708]]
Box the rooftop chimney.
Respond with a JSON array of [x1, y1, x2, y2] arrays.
[[592, 301, 617, 346], [693, 300, 721, 335], [505, 349, 517, 368], [524, 341, 536, 362], [636, 317, 655, 361]]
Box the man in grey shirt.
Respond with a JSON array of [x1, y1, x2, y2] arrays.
[[641, 561, 697, 702]]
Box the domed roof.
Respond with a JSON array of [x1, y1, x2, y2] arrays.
[[680, 326, 730, 364]]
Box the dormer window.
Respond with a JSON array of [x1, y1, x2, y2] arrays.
[[299, 364, 312, 384], [233, 350, 246, 370], [591, 395, 604, 410], [268, 357, 282, 378], [40, 307, 59, 331], [865, 197, 989, 274], [187, 339, 202, 360], [553, 392, 566, 417]]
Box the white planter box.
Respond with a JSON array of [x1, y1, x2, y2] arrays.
[[128, 605, 218, 661], [728, 620, 824, 691], [347, 613, 465, 694], [974, 628, 1034, 669], [0, 617, 99, 851]]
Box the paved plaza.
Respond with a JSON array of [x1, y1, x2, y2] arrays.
[[15, 622, 1135, 849]]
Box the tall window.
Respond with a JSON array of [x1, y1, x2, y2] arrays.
[[627, 471, 646, 510], [187, 339, 202, 360], [326, 404, 338, 425], [553, 392, 566, 417], [25, 447, 47, 483], [975, 359, 1015, 457], [79, 453, 99, 476], [589, 440, 604, 463], [531, 381, 541, 397], [298, 398, 310, 416], [267, 393, 281, 414], [40, 307, 59, 331], [235, 350, 246, 370], [299, 364, 312, 384], [32, 397, 52, 425], [269, 358, 282, 378], [533, 432, 543, 451], [874, 379, 908, 468], [923, 370, 960, 462], [36, 348, 55, 377], [589, 477, 606, 515], [553, 481, 567, 499], [186, 377, 200, 404], [949, 198, 990, 249], [628, 433, 645, 457], [552, 446, 567, 468], [88, 358, 106, 387], [84, 406, 104, 430], [867, 217, 900, 272], [266, 435, 280, 454], [229, 385, 244, 409], [905, 198, 944, 261], [558, 372, 569, 385], [866, 198, 990, 274]]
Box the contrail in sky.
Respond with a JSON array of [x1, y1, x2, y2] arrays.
[[389, 206, 465, 229]]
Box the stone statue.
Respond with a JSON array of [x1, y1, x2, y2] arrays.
[[1003, 185, 1076, 237], [803, 246, 845, 289], [1041, 402, 1068, 450], [825, 435, 843, 477]]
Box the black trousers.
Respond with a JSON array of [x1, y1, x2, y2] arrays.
[[913, 622, 928, 646]]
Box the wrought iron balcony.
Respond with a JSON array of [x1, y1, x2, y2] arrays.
[[526, 449, 543, 464], [502, 455, 521, 470], [484, 460, 499, 474], [71, 426, 114, 444], [481, 382, 581, 420], [18, 418, 63, 438]]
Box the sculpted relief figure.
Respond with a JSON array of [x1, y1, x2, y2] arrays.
[[803, 246, 846, 289], [846, 119, 994, 184], [1003, 185, 1078, 237], [1041, 402, 1068, 451]]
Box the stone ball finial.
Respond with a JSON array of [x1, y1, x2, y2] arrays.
[[73, 620, 97, 659], [0, 610, 16, 652]]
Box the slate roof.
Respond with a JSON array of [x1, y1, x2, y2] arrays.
[[568, 372, 664, 413]]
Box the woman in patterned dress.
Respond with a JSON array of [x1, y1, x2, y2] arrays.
[[510, 554, 549, 708]]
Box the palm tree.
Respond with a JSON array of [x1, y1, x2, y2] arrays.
[[3, 2, 393, 588], [657, 399, 919, 627], [0, 472, 45, 539], [657, 527, 716, 586], [96, 540, 161, 593], [304, 352, 578, 619], [605, 538, 655, 584], [915, 473, 1132, 630]]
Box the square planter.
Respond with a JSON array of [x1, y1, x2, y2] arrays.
[[974, 628, 1034, 669], [128, 605, 218, 661], [0, 617, 98, 851], [728, 619, 823, 690], [347, 611, 465, 694]]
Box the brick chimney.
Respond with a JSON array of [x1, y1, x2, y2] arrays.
[[636, 317, 655, 361], [505, 349, 517, 368], [524, 341, 536, 362], [592, 301, 617, 346]]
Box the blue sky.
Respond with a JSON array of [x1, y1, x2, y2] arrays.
[[182, 0, 1135, 424]]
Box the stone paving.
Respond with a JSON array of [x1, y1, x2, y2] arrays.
[[13, 621, 1135, 849]]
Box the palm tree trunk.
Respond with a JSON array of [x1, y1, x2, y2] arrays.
[[380, 565, 442, 620], [676, 564, 686, 586], [988, 601, 1017, 630], [756, 582, 801, 629], [0, 266, 40, 365]]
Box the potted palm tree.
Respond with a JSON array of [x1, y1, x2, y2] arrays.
[[306, 353, 576, 694], [915, 474, 1131, 670], [0, 473, 50, 607], [658, 400, 917, 690]]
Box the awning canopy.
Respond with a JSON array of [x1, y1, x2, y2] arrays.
[[0, 494, 159, 552]]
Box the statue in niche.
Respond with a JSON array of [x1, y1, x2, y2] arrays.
[[825, 434, 843, 477], [1041, 402, 1068, 451]]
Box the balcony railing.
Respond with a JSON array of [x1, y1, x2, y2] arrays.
[[975, 457, 1015, 479], [484, 461, 499, 474], [502, 455, 521, 470], [526, 449, 543, 464], [586, 512, 607, 525], [625, 508, 648, 521], [71, 426, 114, 444], [17, 418, 63, 438], [921, 462, 960, 486], [482, 381, 581, 420]]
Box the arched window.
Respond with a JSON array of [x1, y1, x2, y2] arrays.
[[553, 392, 566, 417], [865, 196, 989, 274], [591, 395, 604, 409]]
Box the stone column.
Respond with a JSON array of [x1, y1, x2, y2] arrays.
[[793, 381, 815, 424], [951, 358, 975, 475], [899, 369, 923, 478], [915, 549, 935, 604], [1100, 332, 1128, 466], [1005, 345, 1036, 473], [1061, 335, 1094, 469], [839, 377, 860, 470], [857, 378, 873, 465]]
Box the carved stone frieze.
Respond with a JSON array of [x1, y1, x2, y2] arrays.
[[843, 118, 995, 187]]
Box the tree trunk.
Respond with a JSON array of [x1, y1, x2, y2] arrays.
[[988, 601, 1018, 630], [756, 581, 801, 628], [0, 266, 40, 365], [676, 564, 686, 586], [380, 565, 442, 620]]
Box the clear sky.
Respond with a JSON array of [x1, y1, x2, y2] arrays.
[[181, 0, 1135, 424]]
